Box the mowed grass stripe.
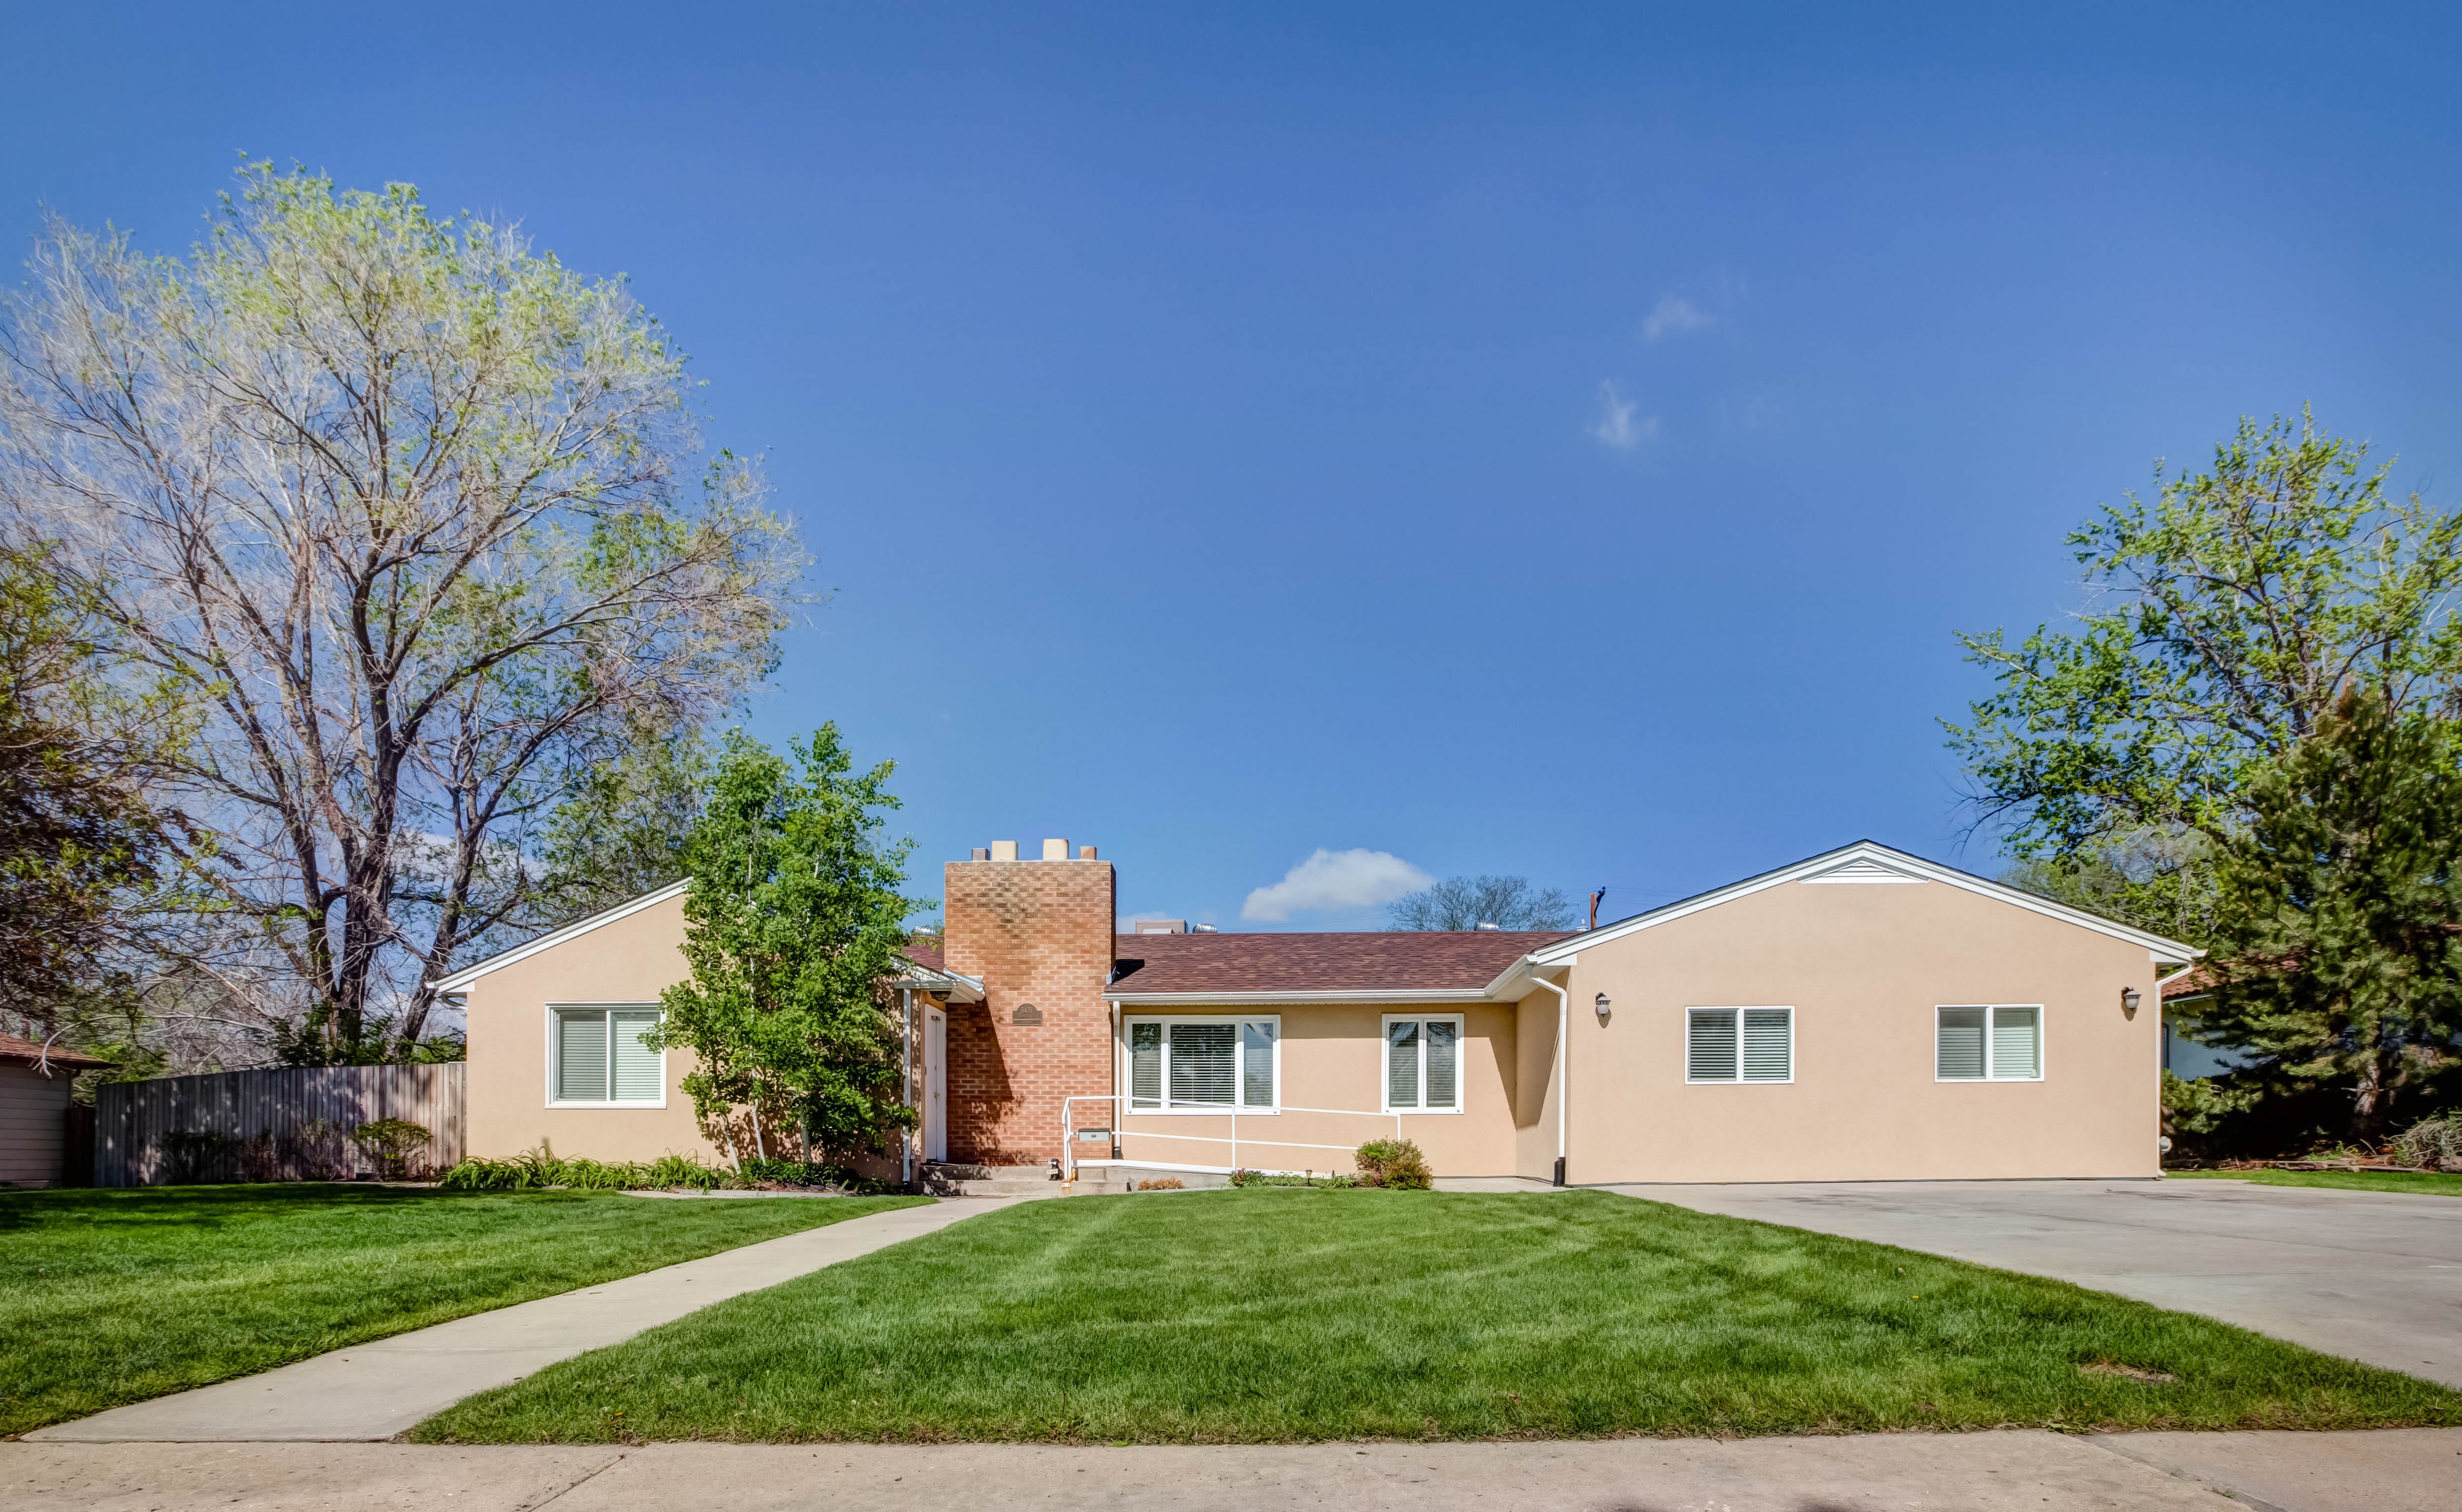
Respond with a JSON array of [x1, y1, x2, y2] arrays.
[[413, 1188, 2462, 1443], [0, 1185, 925, 1437]]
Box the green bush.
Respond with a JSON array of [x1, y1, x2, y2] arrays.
[[436, 1145, 891, 1193], [1354, 1138, 1431, 1190], [352, 1119, 434, 1179], [1231, 1168, 1357, 1189]]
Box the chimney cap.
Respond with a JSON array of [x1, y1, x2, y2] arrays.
[[1041, 838, 1070, 861], [970, 847, 990, 861], [989, 840, 1019, 862], [1079, 845, 1098, 860]]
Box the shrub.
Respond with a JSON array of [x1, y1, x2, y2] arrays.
[[353, 1118, 434, 1180], [2390, 1112, 2462, 1171], [158, 1129, 234, 1184], [1354, 1138, 1432, 1190], [1231, 1168, 1356, 1189], [1135, 1177, 1185, 1191], [435, 1145, 885, 1193]]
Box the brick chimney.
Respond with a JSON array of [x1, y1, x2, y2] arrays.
[[941, 840, 1115, 1165]]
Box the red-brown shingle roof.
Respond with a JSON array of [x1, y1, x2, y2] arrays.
[[0, 1033, 113, 1071], [1107, 931, 1573, 996], [902, 940, 947, 974]]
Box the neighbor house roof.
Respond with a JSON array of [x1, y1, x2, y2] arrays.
[[1106, 930, 1572, 1003], [0, 1033, 112, 1072]]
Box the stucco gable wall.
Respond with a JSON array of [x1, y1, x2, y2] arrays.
[[461, 892, 720, 1164], [1551, 875, 2163, 1183]]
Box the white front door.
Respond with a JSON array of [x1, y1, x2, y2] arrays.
[[923, 1005, 948, 1163]]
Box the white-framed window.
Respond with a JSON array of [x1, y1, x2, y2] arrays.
[[1936, 1005, 2043, 1081], [1382, 1014, 1464, 1113], [1126, 1015, 1279, 1112], [1686, 1007, 1794, 1083], [548, 1004, 665, 1106]]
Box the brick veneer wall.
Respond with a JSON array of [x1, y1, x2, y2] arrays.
[[941, 856, 1115, 1165]]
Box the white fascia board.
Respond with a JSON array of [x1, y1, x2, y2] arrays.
[[428, 881, 690, 994], [1479, 953, 1572, 1001], [1106, 988, 1493, 1007], [894, 968, 985, 1004], [1527, 840, 2205, 965]]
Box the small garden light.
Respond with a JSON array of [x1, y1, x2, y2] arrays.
[[2121, 985, 2142, 1018]]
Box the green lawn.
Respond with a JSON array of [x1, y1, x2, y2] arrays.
[[414, 1188, 2462, 1444], [0, 1184, 924, 1437], [2168, 1168, 2462, 1196]]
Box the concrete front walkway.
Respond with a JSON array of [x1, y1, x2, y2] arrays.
[[8, 1429, 2461, 1512], [1611, 1176, 2462, 1388], [25, 1197, 1018, 1444]]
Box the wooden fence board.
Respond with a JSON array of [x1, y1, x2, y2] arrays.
[[94, 1064, 465, 1186]]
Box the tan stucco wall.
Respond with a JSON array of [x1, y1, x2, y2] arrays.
[[461, 893, 720, 1164], [1536, 876, 2167, 1183], [1110, 1002, 1519, 1176]]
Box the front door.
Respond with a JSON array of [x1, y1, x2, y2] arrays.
[[923, 1005, 948, 1163]]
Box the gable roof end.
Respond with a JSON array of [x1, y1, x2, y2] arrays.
[[1521, 840, 2203, 970]]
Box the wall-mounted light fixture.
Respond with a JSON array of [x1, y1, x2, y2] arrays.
[[2121, 985, 2142, 1018], [1594, 992, 1612, 1024]]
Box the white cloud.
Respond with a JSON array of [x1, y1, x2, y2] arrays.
[[1241, 848, 1434, 922], [1642, 293, 1713, 341], [1589, 380, 1658, 450]]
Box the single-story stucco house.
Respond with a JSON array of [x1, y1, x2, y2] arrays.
[[432, 838, 2202, 1185]]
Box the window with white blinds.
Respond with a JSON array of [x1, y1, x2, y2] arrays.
[[1383, 1015, 1462, 1112], [1125, 1017, 1278, 1110], [1686, 1007, 1793, 1083], [1937, 1005, 2043, 1081], [551, 1006, 664, 1104]]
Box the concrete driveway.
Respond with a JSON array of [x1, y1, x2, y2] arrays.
[[1608, 1177, 2462, 1387]]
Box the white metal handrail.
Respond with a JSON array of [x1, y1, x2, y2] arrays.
[[1060, 1094, 1404, 1181]]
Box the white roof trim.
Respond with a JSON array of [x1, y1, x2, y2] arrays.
[[429, 881, 690, 994], [894, 967, 985, 1004], [1106, 988, 1492, 1007], [1526, 840, 2204, 965]]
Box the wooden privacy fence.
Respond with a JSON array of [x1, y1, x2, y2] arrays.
[[94, 1064, 465, 1186]]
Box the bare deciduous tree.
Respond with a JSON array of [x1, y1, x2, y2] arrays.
[[1385, 875, 1576, 931], [0, 166, 802, 1061]]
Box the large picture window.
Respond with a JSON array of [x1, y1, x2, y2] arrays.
[[1686, 1007, 1793, 1083], [550, 1005, 664, 1105], [1936, 1005, 2042, 1081], [1127, 1016, 1278, 1111], [1382, 1015, 1463, 1113]]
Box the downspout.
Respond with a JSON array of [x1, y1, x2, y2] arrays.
[[1528, 969, 1570, 1186], [900, 987, 915, 1189]]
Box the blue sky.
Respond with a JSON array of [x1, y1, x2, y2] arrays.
[[6, 5, 2458, 930]]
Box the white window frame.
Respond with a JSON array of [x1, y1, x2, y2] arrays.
[[1122, 1014, 1281, 1114], [1684, 1006, 1796, 1084], [1934, 1004, 2045, 1082], [1380, 1013, 1466, 1115], [544, 1003, 668, 1108]]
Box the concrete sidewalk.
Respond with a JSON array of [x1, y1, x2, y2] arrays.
[[25, 1197, 1017, 1444], [7, 1429, 2460, 1512]]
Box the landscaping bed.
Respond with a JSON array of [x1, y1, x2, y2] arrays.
[[413, 1188, 2462, 1445], [0, 1184, 924, 1437]]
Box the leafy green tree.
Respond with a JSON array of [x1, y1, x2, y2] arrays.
[[1999, 828, 2221, 943], [0, 544, 187, 1044], [656, 726, 921, 1166], [2200, 687, 2462, 1140], [1948, 412, 2462, 863], [1387, 875, 1576, 931], [0, 165, 800, 1062], [535, 733, 710, 923]]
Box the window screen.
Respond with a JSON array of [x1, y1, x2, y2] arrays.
[[1384, 1017, 1461, 1112], [1689, 1008, 1791, 1083], [1387, 1020, 1421, 1108], [1938, 1006, 2042, 1081], [1168, 1022, 1236, 1106], [1125, 1018, 1276, 1110], [553, 1007, 663, 1103], [1241, 1021, 1277, 1108], [1130, 1021, 1163, 1108]]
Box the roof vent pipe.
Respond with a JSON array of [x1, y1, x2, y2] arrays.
[[1475, 921, 1500, 931]]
